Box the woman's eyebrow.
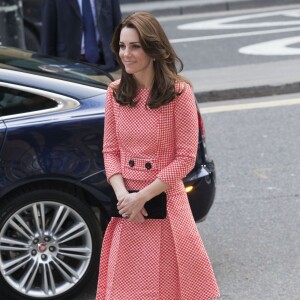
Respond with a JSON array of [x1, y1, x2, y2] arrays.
[[119, 41, 141, 44]]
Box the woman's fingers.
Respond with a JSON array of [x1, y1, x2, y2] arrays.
[[130, 211, 145, 223], [117, 192, 148, 222], [141, 207, 148, 217]]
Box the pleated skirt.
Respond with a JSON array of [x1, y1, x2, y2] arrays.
[[96, 179, 220, 300]]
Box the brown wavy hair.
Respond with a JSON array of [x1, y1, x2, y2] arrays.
[[111, 12, 189, 109]]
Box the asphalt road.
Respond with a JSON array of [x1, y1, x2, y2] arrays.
[[198, 92, 300, 300], [159, 4, 300, 70], [74, 92, 300, 300]]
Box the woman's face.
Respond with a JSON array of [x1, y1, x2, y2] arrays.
[[119, 27, 154, 77]]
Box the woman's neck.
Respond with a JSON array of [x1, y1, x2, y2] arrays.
[[134, 72, 154, 89]]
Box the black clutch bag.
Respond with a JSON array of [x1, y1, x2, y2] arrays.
[[111, 190, 167, 219]]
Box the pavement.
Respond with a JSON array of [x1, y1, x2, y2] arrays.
[[119, 0, 300, 102]]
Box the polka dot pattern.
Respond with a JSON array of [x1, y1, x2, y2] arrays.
[[97, 81, 220, 299]]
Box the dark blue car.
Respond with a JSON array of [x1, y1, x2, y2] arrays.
[[0, 46, 216, 300]]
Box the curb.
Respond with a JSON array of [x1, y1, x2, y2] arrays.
[[194, 82, 300, 102]]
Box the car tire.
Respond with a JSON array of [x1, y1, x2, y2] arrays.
[[24, 26, 41, 52], [0, 186, 102, 300]]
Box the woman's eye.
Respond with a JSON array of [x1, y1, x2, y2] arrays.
[[132, 44, 141, 49], [119, 45, 125, 49]]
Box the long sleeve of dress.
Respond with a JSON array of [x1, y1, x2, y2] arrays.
[[102, 85, 122, 182], [157, 84, 199, 188]]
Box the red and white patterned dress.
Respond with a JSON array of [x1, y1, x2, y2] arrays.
[[96, 80, 220, 300]]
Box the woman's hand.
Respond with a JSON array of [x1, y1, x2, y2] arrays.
[[129, 210, 148, 223], [117, 192, 148, 222]]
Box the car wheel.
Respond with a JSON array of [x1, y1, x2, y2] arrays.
[[0, 186, 102, 300]]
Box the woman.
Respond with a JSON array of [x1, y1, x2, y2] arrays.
[[96, 12, 220, 300]]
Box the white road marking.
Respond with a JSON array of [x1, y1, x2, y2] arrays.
[[170, 26, 300, 44], [178, 9, 300, 30], [200, 98, 300, 114], [172, 8, 300, 56], [239, 36, 300, 55]]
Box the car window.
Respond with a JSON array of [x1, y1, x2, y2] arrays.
[[0, 87, 56, 117]]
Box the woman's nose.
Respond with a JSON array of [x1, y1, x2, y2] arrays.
[[124, 47, 131, 57]]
